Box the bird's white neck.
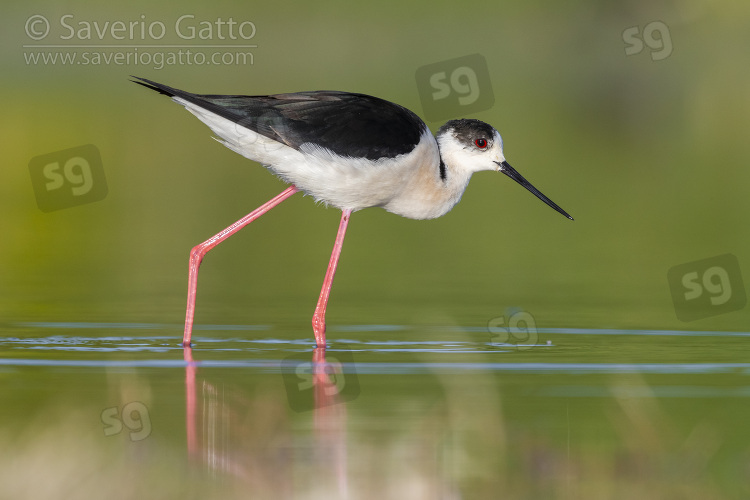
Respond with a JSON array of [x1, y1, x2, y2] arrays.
[[379, 131, 474, 220]]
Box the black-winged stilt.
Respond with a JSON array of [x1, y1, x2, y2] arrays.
[[133, 77, 573, 348]]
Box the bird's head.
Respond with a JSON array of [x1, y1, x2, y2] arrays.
[[436, 119, 573, 220]]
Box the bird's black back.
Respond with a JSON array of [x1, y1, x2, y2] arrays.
[[133, 77, 427, 160]]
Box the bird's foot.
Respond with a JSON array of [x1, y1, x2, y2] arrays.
[[312, 314, 327, 348]]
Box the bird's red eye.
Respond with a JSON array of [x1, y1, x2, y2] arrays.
[[475, 138, 487, 149]]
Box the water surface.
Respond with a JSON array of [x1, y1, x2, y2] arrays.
[[2, 322, 748, 499]]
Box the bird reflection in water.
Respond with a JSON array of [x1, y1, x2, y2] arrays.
[[183, 347, 348, 495]]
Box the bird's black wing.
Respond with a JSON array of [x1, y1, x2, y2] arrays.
[[132, 77, 427, 160]]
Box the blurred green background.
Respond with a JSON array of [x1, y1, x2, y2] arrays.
[[3, 0, 750, 334]]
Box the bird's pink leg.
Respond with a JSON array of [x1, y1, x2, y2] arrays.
[[183, 347, 197, 456], [183, 185, 299, 346], [312, 210, 352, 347]]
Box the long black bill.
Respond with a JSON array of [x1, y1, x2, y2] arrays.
[[497, 161, 573, 220]]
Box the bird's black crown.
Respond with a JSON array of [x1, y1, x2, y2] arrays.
[[438, 119, 496, 147]]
